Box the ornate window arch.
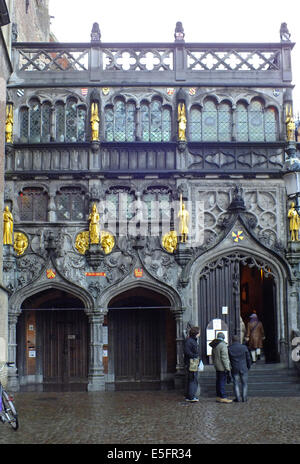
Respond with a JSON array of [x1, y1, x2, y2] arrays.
[[189, 105, 202, 141], [141, 98, 171, 142], [236, 101, 249, 141], [264, 106, 278, 142], [202, 98, 218, 141], [249, 98, 264, 141], [218, 101, 232, 141], [18, 186, 48, 221], [55, 185, 87, 221], [104, 98, 136, 142]]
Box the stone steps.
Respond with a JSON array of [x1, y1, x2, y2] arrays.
[[199, 363, 300, 397]]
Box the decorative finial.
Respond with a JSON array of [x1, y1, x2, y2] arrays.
[[280, 22, 291, 42], [174, 21, 185, 42], [91, 22, 101, 42]]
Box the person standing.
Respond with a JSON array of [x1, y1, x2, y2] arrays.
[[209, 332, 232, 403], [228, 334, 252, 402], [184, 326, 200, 402], [245, 313, 265, 363]]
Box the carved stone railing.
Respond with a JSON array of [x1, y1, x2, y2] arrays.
[[9, 41, 293, 87]]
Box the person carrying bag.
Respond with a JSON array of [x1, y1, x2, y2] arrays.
[[184, 326, 201, 402]]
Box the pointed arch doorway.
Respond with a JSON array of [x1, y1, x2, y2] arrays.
[[198, 252, 279, 364], [17, 289, 89, 391], [108, 288, 176, 390]]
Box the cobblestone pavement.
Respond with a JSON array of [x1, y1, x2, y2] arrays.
[[1, 391, 300, 445]]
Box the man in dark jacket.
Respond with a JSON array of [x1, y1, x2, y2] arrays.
[[184, 326, 200, 402], [228, 334, 252, 402]]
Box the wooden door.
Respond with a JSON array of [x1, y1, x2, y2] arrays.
[[198, 257, 240, 361], [39, 310, 88, 385], [111, 308, 161, 385]]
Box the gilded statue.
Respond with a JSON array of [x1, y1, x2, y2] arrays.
[[101, 231, 115, 254], [89, 203, 100, 244], [162, 231, 178, 253], [14, 232, 28, 256], [3, 206, 13, 245], [177, 103, 187, 141], [178, 194, 189, 243], [75, 231, 89, 255], [288, 201, 300, 241], [5, 104, 13, 144], [90, 102, 100, 141], [286, 106, 296, 142]]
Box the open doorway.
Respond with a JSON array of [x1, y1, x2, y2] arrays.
[[17, 289, 89, 391], [108, 287, 176, 390], [240, 264, 278, 363]]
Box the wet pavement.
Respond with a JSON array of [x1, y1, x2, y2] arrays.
[[1, 390, 300, 445]]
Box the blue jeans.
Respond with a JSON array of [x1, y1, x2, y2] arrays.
[[216, 371, 227, 398], [186, 371, 198, 400], [232, 371, 248, 401]]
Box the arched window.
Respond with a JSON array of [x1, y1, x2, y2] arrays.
[[141, 100, 171, 142], [18, 187, 48, 221], [218, 102, 231, 141], [189, 107, 202, 141], [104, 100, 136, 142], [55, 186, 86, 221], [202, 100, 217, 141], [41, 101, 51, 142], [55, 101, 65, 142], [264, 107, 277, 142], [55, 98, 87, 142], [29, 98, 41, 143], [236, 102, 249, 141], [249, 100, 264, 141], [66, 97, 77, 142], [20, 106, 29, 143]]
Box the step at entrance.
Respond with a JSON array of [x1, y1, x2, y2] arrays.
[[199, 364, 300, 397]]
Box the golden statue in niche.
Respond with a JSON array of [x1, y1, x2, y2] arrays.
[[14, 232, 28, 256], [285, 106, 296, 142], [177, 103, 187, 141], [5, 104, 13, 144], [75, 231, 89, 255], [3, 206, 13, 245], [162, 230, 178, 253], [288, 201, 300, 241], [178, 194, 189, 243], [90, 102, 100, 141], [89, 203, 100, 244]]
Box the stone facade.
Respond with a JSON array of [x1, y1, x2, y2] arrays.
[[3, 21, 300, 391]]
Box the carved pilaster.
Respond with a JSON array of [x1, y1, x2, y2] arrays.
[[7, 313, 19, 391], [173, 308, 185, 388], [87, 311, 105, 391]]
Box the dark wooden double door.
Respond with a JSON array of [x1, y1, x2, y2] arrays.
[[110, 308, 162, 388], [39, 310, 88, 387]]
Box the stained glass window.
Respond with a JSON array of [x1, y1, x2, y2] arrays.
[[77, 106, 86, 142], [20, 107, 29, 143], [141, 104, 150, 141], [202, 100, 217, 141], [126, 103, 136, 141], [41, 102, 51, 142], [29, 98, 41, 143], [114, 100, 126, 142], [162, 108, 171, 141], [66, 98, 77, 142], [249, 100, 264, 141], [189, 107, 201, 141], [236, 103, 249, 141], [150, 100, 162, 141], [264, 107, 277, 142], [105, 107, 114, 141], [55, 186, 86, 221], [55, 101, 65, 142], [18, 187, 48, 221], [218, 103, 231, 141]]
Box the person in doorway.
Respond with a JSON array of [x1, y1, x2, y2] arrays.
[[228, 334, 252, 402], [209, 332, 232, 403], [245, 313, 265, 363], [184, 326, 200, 402], [240, 316, 246, 344]]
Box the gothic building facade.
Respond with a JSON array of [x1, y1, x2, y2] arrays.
[[3, 20, 300, 391]]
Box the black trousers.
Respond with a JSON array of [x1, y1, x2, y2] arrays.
[[186, 370, 198, 400]]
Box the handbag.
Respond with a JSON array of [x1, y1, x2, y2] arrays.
[[189, 357, 199, 372]]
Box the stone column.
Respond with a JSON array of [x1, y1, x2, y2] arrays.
[[7, 313, 19, 391], [87, 311, 105, 391], [173, 309, 185, 389]]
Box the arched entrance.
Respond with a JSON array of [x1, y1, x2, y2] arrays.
[[17, 289, 89, 391], [107, 288, 176, 390], [198, 252, 279, 364]]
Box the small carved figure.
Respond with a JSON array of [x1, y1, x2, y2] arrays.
[[162, 231, 178, 253], [75, 231, 89, 254], [177, 103, 187, 141], [3, 206, 13, 245], [14, 232, 28, 256], [101, 231, 115, 254], [288, 201, 300, 241], [286, 107, 296, 142], [178, 194, 189, 243], [5, 104, 13, 144], [89, 203, 100, 244], [280, 22, 291, 41], [90, 102, 100, 141]]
